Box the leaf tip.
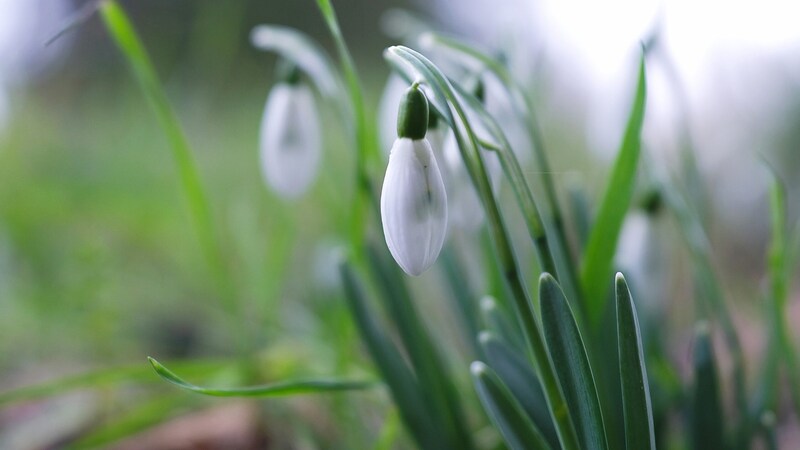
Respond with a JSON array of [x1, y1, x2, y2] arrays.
[[470, 361, 488, 377], [479, 295, 497, 312], [477, 330, 493, 345], [615, 272, 629, 292]]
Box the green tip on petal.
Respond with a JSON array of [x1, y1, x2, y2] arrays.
[[397, 85, 429, 140]]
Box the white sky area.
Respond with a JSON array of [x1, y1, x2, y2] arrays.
[[429, 0, 800, 239]]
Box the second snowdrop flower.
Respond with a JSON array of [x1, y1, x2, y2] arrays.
[[259, 61, 321, 199], [381, 84, 448, 276]]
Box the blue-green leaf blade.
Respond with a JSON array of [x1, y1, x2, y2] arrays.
[[540, 274, 608, 450], [471, 362, 553, 450], [615, 273, 656, 450], [581, 54, 647, 325], [690, 323, 725, 450], [479, 332, 559, 448]]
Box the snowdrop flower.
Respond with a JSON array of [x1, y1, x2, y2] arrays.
[[381, 84, 448, 276], [259, 62, 321, 199]]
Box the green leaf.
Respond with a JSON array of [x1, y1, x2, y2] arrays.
[[540, 274, 608, 450], [365, 244, 477, 450], [479, 332, 559, 448], [615, 273, 656, 450], [471, 362, 553, 450], [250, 24, 340, 100], [580, 54, 647, 326], [690, 322, 725, 450], [339, 260, 445, 450], [148, 357, 375, 397], [480, 296, 525, 353]]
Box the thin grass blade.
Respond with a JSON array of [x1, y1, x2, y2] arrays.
[[615, 273, 656, 450], [148, 357, 375, 397], [690, 322, 725, 450], [339, 260, 444, 450]]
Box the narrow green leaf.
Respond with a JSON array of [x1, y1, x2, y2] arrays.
[[479, 332, 559, 449], [581, 54, 647, 325], [540, 274, 608, 450], [471, 362, 553, 450], [567, 182, 592, 254], [691, 322, 725, 450], [480, 296, 525, 353], [250, 24, 340, 100], [339, 260, 445, 450], [615, 273, 656, 450], [365, 244, 477, 450], [148, 357, 375, 397]]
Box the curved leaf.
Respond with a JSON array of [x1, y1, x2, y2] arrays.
[[540, 274, 608, 450], [471, 362, 552, 450], [148, 357, 376, 397], [615, 273, 656, 450]]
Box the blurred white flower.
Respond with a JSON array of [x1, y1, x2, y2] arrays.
[[382, 137, 448, 276], [441, 127, 501, 232], [259, 80, 321, 199], [483, 74, 532, 165], [615, 211, 665, 318]]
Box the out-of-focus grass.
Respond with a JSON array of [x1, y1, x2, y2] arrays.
[[0, 64, 370, 377]]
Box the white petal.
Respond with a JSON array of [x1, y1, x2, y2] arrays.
[[259, 83, 321, 199], [381, 138, 448, 276]]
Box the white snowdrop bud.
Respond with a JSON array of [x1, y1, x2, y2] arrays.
[[381, 85, 448, 276], [259, 63, 321, 199]]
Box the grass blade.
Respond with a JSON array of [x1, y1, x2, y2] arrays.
[[339, 260, 445, 450], [615, 273, 656, 450], [580, 54, 647, 325], [471, 362, 553, 450], [540, 274, 608, 450], [479, 332, 559, 448], [148, 357, 375, 397], [690, 322, 725, 450]]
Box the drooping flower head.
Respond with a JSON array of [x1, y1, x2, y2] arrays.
[[381, 84, 448, 276], [259, 60, 321, 199]]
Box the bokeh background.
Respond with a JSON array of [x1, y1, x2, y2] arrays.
[[1, 0, 799, 448]]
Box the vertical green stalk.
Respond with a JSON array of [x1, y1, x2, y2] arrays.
[[315, 0, 379, 251], [98, 1, 247, 356]]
